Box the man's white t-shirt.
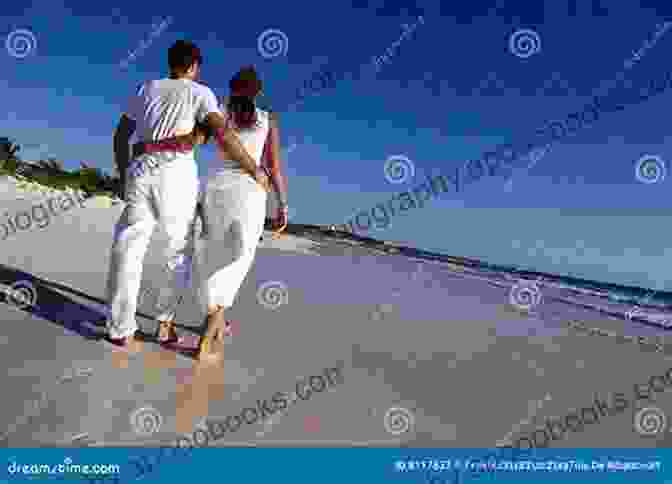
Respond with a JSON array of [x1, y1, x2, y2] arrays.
[[125, 78, 220, 142]]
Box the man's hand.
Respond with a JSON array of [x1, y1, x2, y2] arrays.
[[205, 112, 259, 179], [254, 167, 272, 192], [113, 114, 136, 201]]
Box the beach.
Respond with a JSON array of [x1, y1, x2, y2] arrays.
[[1, 174, 672, 452]]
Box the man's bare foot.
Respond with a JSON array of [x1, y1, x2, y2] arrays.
[[157, 320, 178, 344], [107, 332, 144, 354], [123, 335, 144, 353]]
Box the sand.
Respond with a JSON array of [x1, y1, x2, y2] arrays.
[[1, 174, 672, 450]]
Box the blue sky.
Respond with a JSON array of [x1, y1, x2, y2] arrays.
[[2, 0, 672, 288]]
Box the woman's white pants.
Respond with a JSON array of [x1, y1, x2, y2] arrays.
[[194, 170, 267, 314]]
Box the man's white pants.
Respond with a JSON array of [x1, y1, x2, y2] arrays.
[[105, 153, 198, 339], [194, 170, 267, 313]]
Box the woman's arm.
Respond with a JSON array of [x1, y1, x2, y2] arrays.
[[262, 112, 288, 207]]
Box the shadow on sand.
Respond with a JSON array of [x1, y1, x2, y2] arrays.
[[0, 263, 202, 358]]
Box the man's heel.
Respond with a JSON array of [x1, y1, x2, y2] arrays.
[[157, 320, 178, 344]]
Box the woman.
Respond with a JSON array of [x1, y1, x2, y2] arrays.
[[157, 66, 288, 362]]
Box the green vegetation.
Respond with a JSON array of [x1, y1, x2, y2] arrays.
[[0, 137, 121, 198]]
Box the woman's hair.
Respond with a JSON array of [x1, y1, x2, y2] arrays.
[[226, 66, 263, 130]]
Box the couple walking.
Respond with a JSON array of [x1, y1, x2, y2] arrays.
[[105, 40, 288, 362]]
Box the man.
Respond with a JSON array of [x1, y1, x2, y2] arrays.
[[106, 40, 270, 349]]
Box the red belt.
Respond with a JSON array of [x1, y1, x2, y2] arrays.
[[132, 135, 194, 159]]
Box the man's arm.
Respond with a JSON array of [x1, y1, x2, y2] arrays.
[[113, 114, 136, 200]]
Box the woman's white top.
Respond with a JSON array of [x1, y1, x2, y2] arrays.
[[206, 106, 270, 177]]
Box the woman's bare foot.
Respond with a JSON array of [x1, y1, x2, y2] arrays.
[[197, 306, 226, 363]]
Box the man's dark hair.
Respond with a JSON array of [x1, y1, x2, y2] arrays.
[[168, 40, 203, 73]]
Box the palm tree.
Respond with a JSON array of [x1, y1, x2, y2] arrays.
[[37, 157, 64, 173], [0, 137, 21, 170], [0, 137, 21, 156], [0, 137, 20, 158]]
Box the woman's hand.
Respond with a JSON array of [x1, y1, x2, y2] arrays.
[[271, 206, 288, 239]]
